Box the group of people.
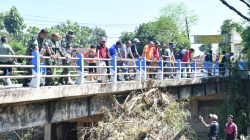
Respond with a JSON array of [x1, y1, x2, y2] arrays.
[[199, 114, 238, 140], [0, 28, 236, 86], [204, 50, 235, 76], [83, 38, 196, 81]]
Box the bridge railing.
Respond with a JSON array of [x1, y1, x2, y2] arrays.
[[0, 52, 249, 88]]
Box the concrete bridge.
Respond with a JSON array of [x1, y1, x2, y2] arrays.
[[1, 77, 250, 139]]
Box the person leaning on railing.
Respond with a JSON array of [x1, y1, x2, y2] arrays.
[[0, 36, 16, 85], [159, 44, 169, 79], [219, 51, 226, 76], [109, 41, 123, 81], [152, 41, 160, 79], [23, 29, 49, 87], [84, 44, 97, 81], [125, 40, 135, 80], [168, 43, 176, 79], [205, 50, 213, 76], [44, 33, 62, 86], [181, 48, 195, 78], [96, 37, 109, 83], [58, 31, 75, 85], [142, 41, 154, 79]]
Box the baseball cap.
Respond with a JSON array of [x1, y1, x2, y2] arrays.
[[209, 114, 218, 120], [155, 41, 161, 46], [169, 42, 175, 49], [228, 114, 233, 119], [133, 38, 140, 43], [40, 29, 48, 34], [67, 31, 74, 37], [100, 37, 106, 42]]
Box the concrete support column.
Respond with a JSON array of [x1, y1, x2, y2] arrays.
[[44, 123, 56, 140], [191, 99, 199, 120]]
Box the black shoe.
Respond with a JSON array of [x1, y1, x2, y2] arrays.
[[117, 79, 122, 81], [23, 84, 29, 87]]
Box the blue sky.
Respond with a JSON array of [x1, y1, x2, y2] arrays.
[[1, 0, 249, 49]]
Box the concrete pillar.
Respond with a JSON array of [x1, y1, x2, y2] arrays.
[[44, 123, 56, 140], [191, 99, 199, 120]]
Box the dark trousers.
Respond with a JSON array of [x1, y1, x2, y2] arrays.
[[45, 60, 55, 86], [58, 60, 70, 84], [0, 61, 13, 75], [226, 133, 234, 140], [23, 59, 32, 87], [219, 63, 225, 76], [89, 63, 97, 73], [105, 60, 110, 80]]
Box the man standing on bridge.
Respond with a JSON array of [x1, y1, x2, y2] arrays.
[[45, 33, 63, 86], [0, 36, 16, 86], [199, 114, 219, 140], [58, 31, 75, 85], [23, 29, 49, 87]]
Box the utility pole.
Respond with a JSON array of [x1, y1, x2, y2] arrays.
[[185, 17, 190, 42]]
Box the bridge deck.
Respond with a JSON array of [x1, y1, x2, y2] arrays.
[[0, 77, 228, 105]]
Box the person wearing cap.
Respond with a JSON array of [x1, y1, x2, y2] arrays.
[[96, 37, 110, 82], [225, 115, 237, 140], [23, 29, 49, 87], [58, 31, 75, 85], [199, 114, 219, 140], [84, 44, 97, 81], [181, 48, 195, 78], [131, 38, 140, 58], [44, 33, 63, 86]]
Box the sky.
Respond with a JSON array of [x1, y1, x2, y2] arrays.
[[0, 0, 249, 53]]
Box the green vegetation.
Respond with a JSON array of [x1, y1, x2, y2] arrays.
[[119, 2, 197, 54], [199, 44, 212, 53], [219, 19, 244, 52]]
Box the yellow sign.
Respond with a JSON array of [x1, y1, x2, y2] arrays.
[[193, 35, 229, 44]]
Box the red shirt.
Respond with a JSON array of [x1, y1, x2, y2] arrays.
[[182, 50, 192, 62], [225, 122, 237, 135], [98, 46, 107, 59], [153, 47, 159, 60]]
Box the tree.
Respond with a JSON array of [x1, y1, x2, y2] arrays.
[[0, 13, 5, 30], [199, 44, 212, 53], [3, 6, 26, 36], [219, 19, 244, 52], [119, 31, 135, 43], [133, 2, 196, 48]]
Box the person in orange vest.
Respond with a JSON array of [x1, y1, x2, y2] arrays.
[[219, 51, 226, 76], [84, 45, 97, 81]]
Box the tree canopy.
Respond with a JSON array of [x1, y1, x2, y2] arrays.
[[3, 6, 26, 36], [219, 19, 244, 52], [120, 2, 197, 49]]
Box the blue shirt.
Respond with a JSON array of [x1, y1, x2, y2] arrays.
[[109, 44, 118, 56]]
